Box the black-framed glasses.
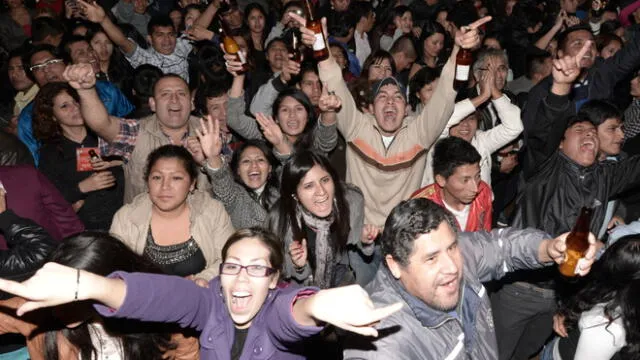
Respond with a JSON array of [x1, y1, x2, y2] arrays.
[[30, 58, 64, 72], [219, 263, 277, 277]]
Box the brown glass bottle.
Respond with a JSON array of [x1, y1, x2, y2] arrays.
[[219, 24, 248, 75], [558, 207, 593, 277], [303, 0, 329, 61], [454, 49, 472, 91], [289, 31, 303, 63]]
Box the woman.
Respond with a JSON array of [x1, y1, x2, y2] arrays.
[[199, 115, 280, 228], [379, 6, 415, 51], [596, 33, 623, 59], [349, 50, 397, 112], [110, 145, 235, 283], [329, 42, 356, 82], [34, 83, 125, 231], [0, 228, 402, 360], [268, 150, 380, 288], [408, 66, 441, 115], [86, 25, 133, 93], [542, 236, 640, 360], [409, 21, 447, 78], [0, 0, 32, 52], [244, 3, 268, 53], [0, 232, 199, 360]]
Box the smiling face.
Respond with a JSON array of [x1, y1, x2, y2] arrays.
[[237, 146, 271, 190], [296, 164, 335, 218], [560, 121, 599, 167], [247, 8, 266, 33], [387, 221, 463, 312], [150, 76, 193, 130], [597, 118, 624, 159], [559, 30, 597, 69], [148, 25, 177, 55], [267, 40, 287, 72], [373, 83, 407, 136], [30, 50, 66, 86], [423, 33, 444, 59], [221, 237, 279, 329], [147, 157, 195, 212], [368, 58, 393, 81], [276, 96, 308, 139], [449, 113, 478, 142], [396, 11, 413, 33]]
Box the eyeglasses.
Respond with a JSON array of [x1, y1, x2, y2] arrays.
[[30, 58, 64, 72], [219, 263, 277, 277]]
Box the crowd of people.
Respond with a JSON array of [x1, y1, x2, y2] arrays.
[[1, 0, 640, 358]]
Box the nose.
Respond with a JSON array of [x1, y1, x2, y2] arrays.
[[161, 177, 171, 189], [236, 267, 250, 281], [440, 252, 459, 275], [315, 183, 327, 196], [469, 179, 479, 193]]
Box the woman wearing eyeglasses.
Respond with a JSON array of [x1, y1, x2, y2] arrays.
[[0, 228, 402, 360]]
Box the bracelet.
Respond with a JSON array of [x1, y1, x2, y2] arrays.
[[74, 269, 80, 301]]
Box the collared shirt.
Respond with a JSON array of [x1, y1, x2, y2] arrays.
[[13, 85, 39, 116], [354, 30, 371, 68], [101, 118, 189, 161], [126, 37, 192, 82]]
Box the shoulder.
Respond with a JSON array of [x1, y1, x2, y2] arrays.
[[411, 183, 438, 199]]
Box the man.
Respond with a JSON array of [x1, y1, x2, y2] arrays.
[[388, 35, 417, 84], [317, 15, 490, 227], [111, 0, 152, 37], [352, 1, 375, 68], [30, 17, 65, 47], [80, 0, 192, 81], [412, 137, 492, 232], [62, 36, 102, 76], [507, 50, 553, 98], [17, 45, 134, 164], [342, 198, 596, 359], [63, 64, 211, 203], [493, 42, 640, 360], [7, 47, 38, 118]]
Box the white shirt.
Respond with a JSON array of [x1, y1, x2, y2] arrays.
[[354, 29, 372, 68], [443, 202, 470, 231], [382, 135, 394, 148], [87, 323, 123, 360]]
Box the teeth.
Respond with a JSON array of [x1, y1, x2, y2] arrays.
[[232, 291, 251, 298]]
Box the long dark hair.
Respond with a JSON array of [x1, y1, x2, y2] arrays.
[[276, 151, 350, 251], [560, 236, 640, 358], [272, 88, 316, 150], [85, 24, 133, 95], [32, 83, 81, 142], [229, 140, 280, 210], [44, 232, 176, 360]]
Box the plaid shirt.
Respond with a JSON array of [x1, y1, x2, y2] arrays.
[[624, 98, 640, 141], [100, 118, 190, 161], [126, 36, 192, 82]]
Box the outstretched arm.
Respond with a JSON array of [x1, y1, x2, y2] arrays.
[[79, 0, 136, 54]]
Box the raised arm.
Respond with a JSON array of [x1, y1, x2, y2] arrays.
[[79, 0, 136, 55], [63, 64, 121, 142], [534, 11, 565, 51], [193, 0, 220, 29]]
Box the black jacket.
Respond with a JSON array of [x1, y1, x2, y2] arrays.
[[0, 210, 56, 286], [0, 132, 33, 167]]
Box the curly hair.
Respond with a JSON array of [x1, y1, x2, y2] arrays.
[[32, 82, 80, 143]]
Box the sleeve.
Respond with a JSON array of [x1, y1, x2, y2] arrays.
[[38, 151, 85, 204], [103, 118, 140, 161], [94, 272, 215, 331], [265, 287, 323, 349], [410, 53, 458, 149], [475, 95, 523, 155], [109, 207, 138, 251], [590, 33, 640, 100], [227, 96, 265, 140], [99, 82, 135, 117], [124, 43, 148, 67], [448, 98, 477, 128], [318, 60, 370, 140], [460, 227, 550, 283], [311, 120, 338, 154], [574, 311, 626, 359], [249, 74, 287, 116], [17, 107, 39, 165], [346, 185, 372, 256], [0, 210, 56, 278], [111, 0, 134, 22], [36, 169, 85, 240], [623, 98, 640, 141], [195, 202, 235, 280], [174, 36, 193, 58], [264, 22, 285, 47], [607, 155, 640, 197]]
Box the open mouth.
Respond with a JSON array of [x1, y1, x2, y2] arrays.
[[230, 290, 252, 312], [247, 171, 262, 181], [439, 278, 458, 292], [580, 140, 595, 151], [383, 107, 397, 121]]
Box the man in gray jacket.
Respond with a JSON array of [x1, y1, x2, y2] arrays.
[[343, 198, 596, 360]]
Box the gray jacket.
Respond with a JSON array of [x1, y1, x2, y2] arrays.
[[343, 227, 550, 360], [266, 184, 379, 287]]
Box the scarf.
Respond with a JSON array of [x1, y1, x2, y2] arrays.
[[297, 204, 335, 289]]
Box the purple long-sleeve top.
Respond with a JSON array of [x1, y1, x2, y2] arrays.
[[94, 272, 323, 360]]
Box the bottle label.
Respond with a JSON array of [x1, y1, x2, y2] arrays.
[[237, 50, 247, 65], [455, 64, 470, 81], [574, 257, 588, 275], [313, 33, 326, 51]]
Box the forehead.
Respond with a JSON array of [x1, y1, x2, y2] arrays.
[[30, 50, 55, 64], [279, 96, 303, 106], [206, 93, 228, 105], [302, 71, 319, 81], [566, 30, 594, 44], [151, 157, 188, 171], [240, 146, 267, 158], [9, 56, 23, 65], [151, 26, 175, 35], [410, 222, 457, 258], [377, 83, 401, 95], [268, 41, 287, 51], [599, 118, 622, 127], [69, 41, 90, 50], [248, 8, 264, 16], [451, 162, 481, 177], [226, 237, 271, 262], [154, 77, 189, 93], [301, 164, 330, 181], [567, 121, 596, 132]]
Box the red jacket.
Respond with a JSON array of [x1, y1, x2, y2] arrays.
[[411, 181, 493, 232]]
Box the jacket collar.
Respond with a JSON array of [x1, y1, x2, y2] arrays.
[[127, 190, 209, 228], [557, 151, 597, 176], [141, 114, 201, 140]]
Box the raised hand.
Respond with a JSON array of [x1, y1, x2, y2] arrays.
[[547, 232, 597, 277], [222, 49, 246, 77], [195, 116, 223, 162], [186, 25, 214, 42], [289, 239, 308, 269], [289, 13, 323, 47], [318, 85, 342, 113], [455, 16, 492, 49], [306, 285, 403, 337], [186, 136, 206, 165], [63, 64, 96, 90], [361, 224, 380, 245], [552, 40, 591, 85], [280, 55, 301, 84], [478, 62, 494, 100], [77, 0, 106, 23], [255, 113, 291, 155]]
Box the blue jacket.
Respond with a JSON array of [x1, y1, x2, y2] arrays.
[[17, 81, 134, 165], [95, 272, 323, 360]]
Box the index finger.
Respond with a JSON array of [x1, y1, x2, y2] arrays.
[[0, 278, 29, 299], [574, 40, 592, 65], [365, 302, 404, 325], [467, 16, 492, 30], [289, 12, 306, 27]]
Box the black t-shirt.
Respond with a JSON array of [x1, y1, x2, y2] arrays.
[[231, 327, 249, 360]]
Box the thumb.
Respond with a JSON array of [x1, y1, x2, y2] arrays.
[[17, 301, 45, 316]]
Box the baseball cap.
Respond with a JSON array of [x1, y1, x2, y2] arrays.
[[371, 77, 407, 102]]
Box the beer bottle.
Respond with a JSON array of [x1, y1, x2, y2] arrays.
[[219, 23, 248, 75], [454, 48, 472, 91], [289, 30, 303, 63], [303, 0, 329, 61], [558, 207, 593, 277]]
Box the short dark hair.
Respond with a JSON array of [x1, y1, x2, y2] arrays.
[[132, 64, 163, 107], [381, 198, 458, 267], [147, 15, 176, 36], [144, 145, 199, 184], [23, 44, 67, 81], [447, 0, 478, 29], [409, 66, 441, 111], [31, 17, 65, 44], [61, 34, 89, 60], [222, 228, 285, 273], [557, 24, 593, 53], [577, 99, 622, 126], [351, 1, 373, 22], [432, 137, 481, 179], [526, 51, 552, 79], [389, 35, 417, 59], [194, 81, 230, 115]]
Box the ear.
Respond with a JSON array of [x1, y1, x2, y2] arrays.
[[404, 103, 410, 117], [435, 174, 447, 188], [385, 255, 402, 279], [191, 96, 195, 112], [367, 103, 374, 114], [149, 97, 157, 112], [190, 179, 196, 192], [146, 35, 152, 45], [269, 272, 279, 289], [559, 139, 564, 150]]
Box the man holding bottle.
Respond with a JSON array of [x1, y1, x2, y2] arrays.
[[314, 13, 491, 228]]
